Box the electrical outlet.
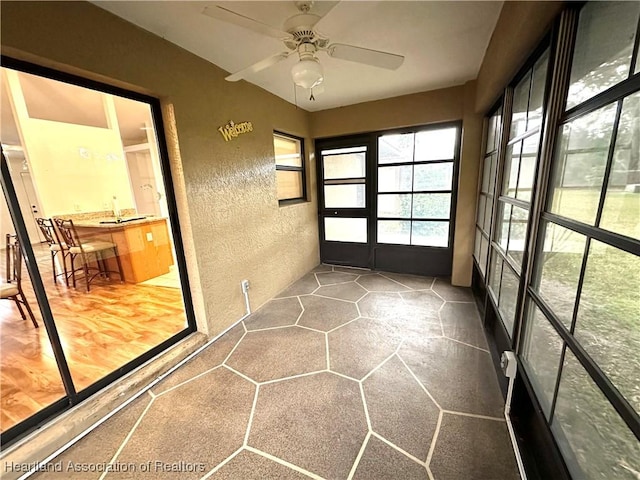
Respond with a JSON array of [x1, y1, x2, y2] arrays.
[[241, 279, 250, 293], [74, 204, 81, 212], [500, 351, 517, 378]]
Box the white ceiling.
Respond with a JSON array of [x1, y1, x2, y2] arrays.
[[1, 69, 154, 147], [94, 1, 503, 112]]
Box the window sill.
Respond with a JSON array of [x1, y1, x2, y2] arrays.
[[278, 198, 308, 207]]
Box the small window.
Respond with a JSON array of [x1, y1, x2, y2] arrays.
[[274, 132, 306, 204]]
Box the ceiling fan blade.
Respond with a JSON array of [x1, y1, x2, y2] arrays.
[[202, 5, 292, 40], [327, 43, 404, 70], [226, 52, 292, 82], [311, 1, 341, 31]]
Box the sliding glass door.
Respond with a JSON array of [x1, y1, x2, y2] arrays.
[[0, 183, 69, 433], [0, 57, 197, 446]]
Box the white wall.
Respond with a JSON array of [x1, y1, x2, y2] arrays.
[[3, 69, 134, 218], [21, 119, 134, 217], [0, 185, 16, 239]]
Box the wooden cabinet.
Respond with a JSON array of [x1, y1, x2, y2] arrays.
[[76, 218, 172, 284]]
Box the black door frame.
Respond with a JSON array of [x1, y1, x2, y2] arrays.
[[315, 121, 462, 276], [0, 56, 198, 447], [316, 134, 374, 268]]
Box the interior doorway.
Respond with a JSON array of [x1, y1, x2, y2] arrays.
[[19, 171, 45, 243]]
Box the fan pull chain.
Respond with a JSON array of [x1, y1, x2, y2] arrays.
[[309, 89, 315, 101]]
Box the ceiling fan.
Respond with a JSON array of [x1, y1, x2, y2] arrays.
[[202, 1, 405, 94]]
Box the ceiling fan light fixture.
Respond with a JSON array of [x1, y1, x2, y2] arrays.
[[291, 57, 324, 89]]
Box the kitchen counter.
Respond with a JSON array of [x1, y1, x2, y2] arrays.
[[74, 217, 173, 283], [73, 216, 164, 229]]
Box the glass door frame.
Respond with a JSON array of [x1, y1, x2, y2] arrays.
[[315, 121, 462, 275], [0, 56, 198, 447], [316, 134, 374, 268]]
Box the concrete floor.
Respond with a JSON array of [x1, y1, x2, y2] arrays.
[[32, 265, 519, 479]]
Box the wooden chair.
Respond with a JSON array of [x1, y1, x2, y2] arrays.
[[36, 217, 70, 286], [53, 218, 124, 292], [1, 234, 38, 327]]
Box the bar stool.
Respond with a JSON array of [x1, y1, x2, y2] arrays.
[[1, 234, 38, 327], [53, 218, 124, 292], [36, 217, 70, 286]]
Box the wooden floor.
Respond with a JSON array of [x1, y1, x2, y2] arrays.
[[0, 244, 188, 433]]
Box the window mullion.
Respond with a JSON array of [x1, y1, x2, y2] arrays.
[[515, 7, 579, 356], [487, 92, 514, 334], [486, 92, 513, 291], [632, 15, 640, 74], [548, 343, 569, 422], [594, 100, 624, 228], [409, 136, 416, 245]]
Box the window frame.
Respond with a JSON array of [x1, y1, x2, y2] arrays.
[[528, 43, 640, 445], [521, 0, 640, 467], [472, 3, 640, 478], [274, 131, 307, 205], [375, 123, 460, 249], [474, 105, 503, 278], [486, 39, 553, 341]]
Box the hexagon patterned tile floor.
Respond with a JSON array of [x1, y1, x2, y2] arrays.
[[32, 265, 519, 480]]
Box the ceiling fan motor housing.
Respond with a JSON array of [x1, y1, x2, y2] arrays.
[[284, 13, 321, 41]]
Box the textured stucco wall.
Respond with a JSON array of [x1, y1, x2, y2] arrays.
[[0, 1, 319, 336], [310, 85, 466, 139], [475, 1, 565, 113], [310, 83, 482, 286], [452, 81, 483, 286]]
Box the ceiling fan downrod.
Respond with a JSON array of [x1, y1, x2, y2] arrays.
[[294, 1, 314, 13]]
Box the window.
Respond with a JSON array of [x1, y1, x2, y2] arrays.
[[551, 350, 640, 479], [473, 3, 640, 478], [522, 3, 640, 479], [491, 47, 550, 338], [274, 132, 306, 203], [377, 126, 458, 247], [474, 108, 502, 277], [521, 301, 564, 418], [565, 1, 640, 110], [322, 146, 366, 209], [320, 145, 368, 244]]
